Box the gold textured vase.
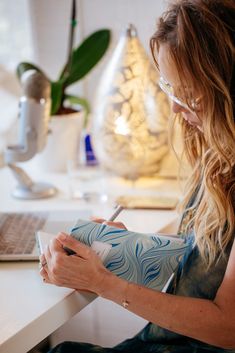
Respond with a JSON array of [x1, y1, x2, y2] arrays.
[[92, 24, 170, 179]]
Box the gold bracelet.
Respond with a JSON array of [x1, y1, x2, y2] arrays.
[[121, 282, 130, 308]]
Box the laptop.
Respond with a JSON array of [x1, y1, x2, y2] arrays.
[[0, 209, 90, 261]]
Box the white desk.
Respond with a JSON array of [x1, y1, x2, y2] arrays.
[[0, 166, 179, 353]]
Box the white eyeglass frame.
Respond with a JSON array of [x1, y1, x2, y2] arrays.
[[158, 76, 199, 111]]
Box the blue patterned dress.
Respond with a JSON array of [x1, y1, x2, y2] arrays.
[[49, 208, 235, 353]]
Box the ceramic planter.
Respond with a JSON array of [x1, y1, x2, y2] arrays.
[[30, 111, 84, 173]]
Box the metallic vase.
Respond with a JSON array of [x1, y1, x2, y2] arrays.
[[92, 24, 170, 179]]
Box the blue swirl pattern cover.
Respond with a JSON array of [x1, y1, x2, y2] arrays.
[[70, 220, 189, 291]]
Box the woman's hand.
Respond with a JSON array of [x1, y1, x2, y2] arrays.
[[39, 232, 110, 294], [92, 217, 127, 230]]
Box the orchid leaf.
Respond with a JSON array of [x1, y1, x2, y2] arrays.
[[50, 81, 64, 115], [16, 62, 47, 81], [60, 29, 111, 87], [65, 94, 90, 127]]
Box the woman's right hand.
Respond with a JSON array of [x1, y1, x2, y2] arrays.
[[91, 217, 127, 230], [40, 232, 112, 294]]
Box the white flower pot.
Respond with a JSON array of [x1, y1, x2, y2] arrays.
[[30, 111, 84, 173]]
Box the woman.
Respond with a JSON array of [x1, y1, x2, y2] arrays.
[[40, 0, 235, 352]]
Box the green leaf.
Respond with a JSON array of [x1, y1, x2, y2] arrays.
[[60, 29, 111, 87], [65, 94, 91, 127], [50, 81, 64, 115], [16, 62, 47, 81]]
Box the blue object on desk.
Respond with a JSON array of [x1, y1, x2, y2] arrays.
[[84, 134, 98, 166]]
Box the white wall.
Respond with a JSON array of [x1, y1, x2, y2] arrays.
[[0, 0, 32, 70], [28, 0, 167, 107]]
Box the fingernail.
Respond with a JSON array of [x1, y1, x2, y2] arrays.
[[58, 232, 67, 240], [102, 221, 108, 225]]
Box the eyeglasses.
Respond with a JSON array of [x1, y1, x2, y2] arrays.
[[158, 76, 200, 111]]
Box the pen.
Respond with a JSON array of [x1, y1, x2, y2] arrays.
[[108, 205, 124, 222]]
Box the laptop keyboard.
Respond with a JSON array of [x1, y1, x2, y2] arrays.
[[0, 212, 47, 255]]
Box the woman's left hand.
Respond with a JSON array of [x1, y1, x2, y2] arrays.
[[39, 232, 109, 294]]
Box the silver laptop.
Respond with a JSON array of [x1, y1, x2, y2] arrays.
[[0, 209, 90, 261]]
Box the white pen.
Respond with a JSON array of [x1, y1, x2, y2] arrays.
[[108, 205, 124, 222]]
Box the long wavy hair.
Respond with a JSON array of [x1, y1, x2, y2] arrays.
[[151, 0, 235, 267]]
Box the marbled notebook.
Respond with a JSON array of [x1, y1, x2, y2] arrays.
[[70, 219, 189, 291]]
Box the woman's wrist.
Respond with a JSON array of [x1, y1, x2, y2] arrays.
[[95, 268, 128, 305], [94, 268, 116, 296]]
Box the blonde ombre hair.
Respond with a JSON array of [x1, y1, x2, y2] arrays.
[[151, 0, 235, 267]]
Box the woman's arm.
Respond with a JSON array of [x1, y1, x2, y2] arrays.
[[41, 233, 235, 350], [101, 261, 235, 349]]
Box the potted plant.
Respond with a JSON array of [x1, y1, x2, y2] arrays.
[[16, 2, 111, 172]]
